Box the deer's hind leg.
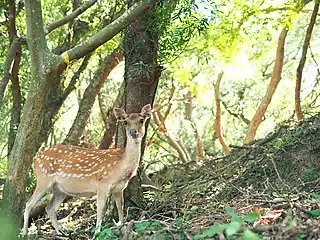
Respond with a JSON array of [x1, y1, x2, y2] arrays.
[[23, 178, 53, 235], [46, 184, 67, 234]]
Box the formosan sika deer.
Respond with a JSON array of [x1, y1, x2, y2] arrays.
[[22, 104, 152, 236]]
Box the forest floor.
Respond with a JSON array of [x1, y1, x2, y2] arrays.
[[22, 114, 320, 240]]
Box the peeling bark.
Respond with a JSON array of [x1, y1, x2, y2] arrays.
[[244, 29, 287, 144], [295, 2, 319, 120], [214, 71, 230, 154]]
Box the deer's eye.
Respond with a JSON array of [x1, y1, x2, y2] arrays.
[[139, 119, 144, 124], [123, 120, 128, 125]]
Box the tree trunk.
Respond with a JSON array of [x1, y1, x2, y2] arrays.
[[214, 71, 230, 154], [244, 28, 287, 144], [119, 0, 162, 208], [295, 2, 319, 120], [64, 47, 123, 145], [3, 0, 62, 228]]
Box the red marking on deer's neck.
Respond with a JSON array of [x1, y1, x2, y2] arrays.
[[127, 169, 134, 179]]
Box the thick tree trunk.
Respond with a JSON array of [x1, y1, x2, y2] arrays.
[[244, 28, 287, 144], [295, 2, 319, 120], [3, 0, 61, 227], [120, 0, 162, 208], [65, 47, 123, 145], [214, 71, 230, 154]]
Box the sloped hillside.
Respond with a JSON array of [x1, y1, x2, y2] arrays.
[[24, 114, 320, 240]]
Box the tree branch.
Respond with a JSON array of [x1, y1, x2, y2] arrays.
[[244, 28, 287, 144], [0, 37, 25, 102], [295, 2, 319, 120], [44, 0, 98, 35], [214, 71, 230, 154], [221, 100, 250, 125], [61, 54, 92, 101], [59, 0, 156, 64]]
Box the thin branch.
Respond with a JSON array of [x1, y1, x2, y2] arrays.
[[60, 0, 156, 64], [61, 53, 92, 101], [44, 0, 98, 35], [295, 2, 319, 120], [0, 37, 25, 102], [221, 100, 250, 125], [214, 71, 230, 154]]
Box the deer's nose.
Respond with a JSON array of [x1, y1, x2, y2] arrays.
[[129, 129, 138, 138]]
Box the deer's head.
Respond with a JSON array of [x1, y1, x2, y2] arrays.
[[114, 104, 151, 143]]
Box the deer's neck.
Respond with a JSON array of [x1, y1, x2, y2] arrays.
[[123, 138, 141, 167]]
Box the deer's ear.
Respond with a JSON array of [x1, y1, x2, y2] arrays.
[[113, 108, 127, 121], [141, 104, 152, 119]]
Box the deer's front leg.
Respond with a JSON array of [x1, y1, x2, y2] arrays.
[[95, 187, 110, 234], [112, 190, 124, 226]]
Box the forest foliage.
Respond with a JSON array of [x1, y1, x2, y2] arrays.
[[0, 0, 320, 239]]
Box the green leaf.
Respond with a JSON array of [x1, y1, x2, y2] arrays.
[[311, 193, 320, 200], [225, 206, 241, 221], [192, 233, 206, 239], [134, 222, 150, 232], [191, 205, 200, 212], [243, 212, 260, 223], [204, 224, 228, 237], [225, 221, 241, 236], [310, 209, 320, 217], [242, 229, 261, 240]]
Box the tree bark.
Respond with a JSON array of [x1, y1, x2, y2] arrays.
[[64, 46, 123, 145], [3, 0, 60, 228], [244, 28, 287, 144], [119, 0, 162, 209], [214, 71, 230, 154], [295, 2, 319, 120]]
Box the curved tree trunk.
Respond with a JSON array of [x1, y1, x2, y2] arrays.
[[6, 0, 22, 155], [295, 2, 319, 120], [244, 28, 287, 144], [214, 71, 230, 154]]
